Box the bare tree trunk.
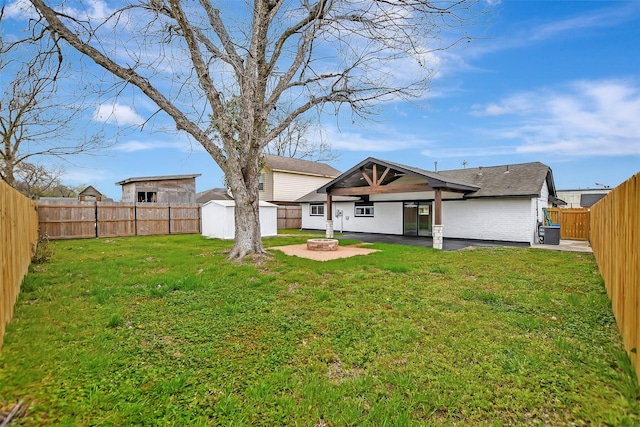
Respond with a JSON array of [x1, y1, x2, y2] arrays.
[[225, 155, 266, 259], [229, 186, 265, 259]]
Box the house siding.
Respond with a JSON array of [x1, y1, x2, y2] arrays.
[[259, 169, 275, 202], [272, 172, 335, 203]]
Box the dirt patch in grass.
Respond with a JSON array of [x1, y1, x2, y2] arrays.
[[269, 243, 379, 261]]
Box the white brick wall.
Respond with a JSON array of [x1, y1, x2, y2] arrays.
[[442, 198, 535, 243], [301, 201, 403, 234], [302, 197, 539, 244]]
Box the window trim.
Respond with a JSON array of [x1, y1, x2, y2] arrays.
[[354, 202, 374, 217], [137, 191, 157, 203], [310, 203, 325, 216]]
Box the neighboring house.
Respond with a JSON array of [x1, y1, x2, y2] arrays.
[[116, 174, 201, 204], [556, 188, 611, 208], [196, 187, 232, 205], [259, 154, 341, 204], [78, 185, 104, 201], [297, 157, 559, 246]]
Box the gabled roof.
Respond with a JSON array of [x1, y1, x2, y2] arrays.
[[317, 157, 480, 194], [263, 154, 341, 178], [315, 157, 555, 199], [79, 185, 102, 197], [115, 174, 201, 186]]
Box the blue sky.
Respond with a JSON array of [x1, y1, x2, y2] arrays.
[[4, 0, 639, 201]]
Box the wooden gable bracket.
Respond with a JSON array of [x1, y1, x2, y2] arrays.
[[361, 163, 392, 187]]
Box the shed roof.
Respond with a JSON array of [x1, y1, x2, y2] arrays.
[[115, 174, 201, 186], [202, 200, 277, 208], [263, 154, 341, 178]]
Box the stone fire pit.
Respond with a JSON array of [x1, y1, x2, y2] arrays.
[[306, 238, 339, 251]]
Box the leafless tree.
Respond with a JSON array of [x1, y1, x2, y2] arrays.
[[28, 0, 483, 259], [13, 161, 73, 198], [0, 6, 104, 188], [265, 114, 338, 162]]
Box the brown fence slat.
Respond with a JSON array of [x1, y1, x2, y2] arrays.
[[590, 172, 640, 383], [547, 208, 590, 240], [36, 202, 200, 239], [1, 181, 39, 350], [277, 206, 302, 230]]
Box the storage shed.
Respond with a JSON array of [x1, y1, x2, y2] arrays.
[[201, 200, 278, 240], [115, 174, 201, 204]]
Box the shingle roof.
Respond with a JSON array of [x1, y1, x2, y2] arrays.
[[437, 162, 554, 198], [196, 188, 232, 204], [263, 154, 341, 178], [313, 157, 554, 199]]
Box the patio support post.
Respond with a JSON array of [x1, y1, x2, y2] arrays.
[[433, 189, 444, 250], [326, 194, 334, 238]]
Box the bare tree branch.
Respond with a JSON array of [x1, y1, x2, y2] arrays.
[[23, 0, 484, 258]]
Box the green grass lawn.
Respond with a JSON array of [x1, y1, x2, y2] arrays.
[[1, 234, 638, 426]]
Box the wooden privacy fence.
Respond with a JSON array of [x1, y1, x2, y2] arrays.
[[38, 202, 201, 239], [590, 171, 640, 383], [1, 180, 39, 350], [546, 208, 590, 240], [277, 205, 302, 230]]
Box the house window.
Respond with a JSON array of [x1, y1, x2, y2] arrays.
[[310, 203, 325, 216], [138, 191, 157, 203], [355, 202, 374, 217], [258, 174, 264, 191]]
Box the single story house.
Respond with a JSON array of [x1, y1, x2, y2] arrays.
[[296, 157, 558, 248], [116, 174, 201, 204], [201, 200, 278, 240]]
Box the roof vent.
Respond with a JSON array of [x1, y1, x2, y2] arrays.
[[478, 166, 483, 176], [504, 165, 510, 174], [434, 161, 438, 173]]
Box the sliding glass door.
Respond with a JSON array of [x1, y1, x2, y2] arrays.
[[404, 202, 432, 237]]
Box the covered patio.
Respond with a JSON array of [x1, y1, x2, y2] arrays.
[[316, 157, 478, 249]]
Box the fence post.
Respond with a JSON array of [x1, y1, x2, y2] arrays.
[[168, 206, 172, 235], [94, 201, 98, 238], [134, 204, 138, 236]]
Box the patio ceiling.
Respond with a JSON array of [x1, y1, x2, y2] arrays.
[[317, 157, 479, 196]]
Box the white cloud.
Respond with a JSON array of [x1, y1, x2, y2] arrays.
[[472, 2, 640, 56], [467, 79, 640, 157], [93, 103, 145, 126], [114, 138, 200, 153], [3, 0, 36, 19], [317, 125, 434, 153], [62, 168, 110, 185]]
